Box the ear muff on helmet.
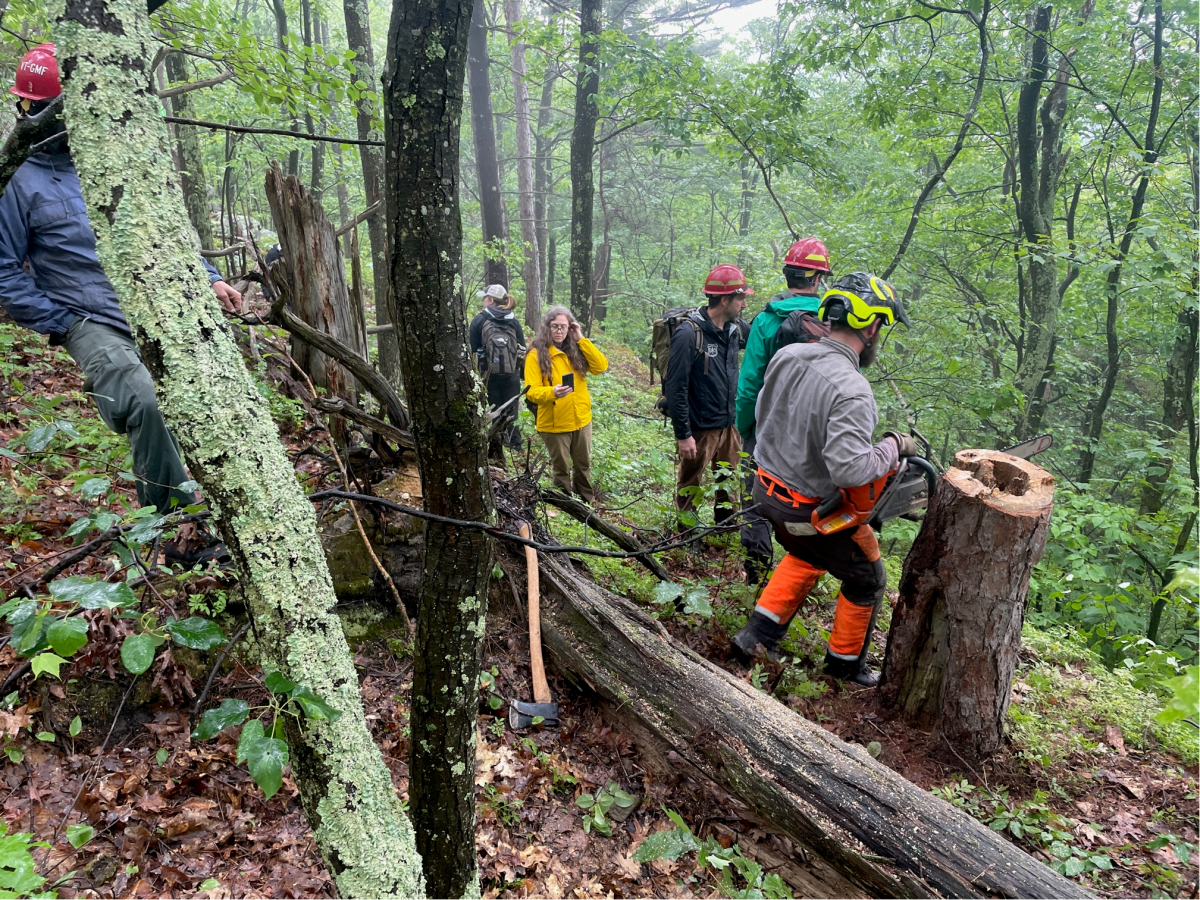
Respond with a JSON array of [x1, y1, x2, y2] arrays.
[[819, 272, 909, 329]]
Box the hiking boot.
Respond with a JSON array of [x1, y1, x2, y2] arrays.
[[164, 524, 231, 568], [731, 612, 788, 663], [823, 650, 880, 687]]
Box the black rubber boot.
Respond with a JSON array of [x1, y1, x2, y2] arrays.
[[823, 650, 880, 687], [731, 612, 789, 663]]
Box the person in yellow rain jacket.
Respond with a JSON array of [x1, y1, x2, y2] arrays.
[[524, 305, 608, 503]]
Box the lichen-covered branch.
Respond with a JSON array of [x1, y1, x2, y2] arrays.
[[0, 97, 65, 195], [50, 0, 422, 894]]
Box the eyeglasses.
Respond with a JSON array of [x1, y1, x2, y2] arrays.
[[549, 323, 570, 331]]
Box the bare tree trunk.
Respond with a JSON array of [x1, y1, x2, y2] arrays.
[[52, 0, 421, 893], [881, 450, 1055, 758], [503, 0, 542, 327], [383, 0, 493, 894], [163, 51, 215, 251], [467, 0, 509, 287], [570, 0, 600, 333], [270, 0, 302, 177], [533, 65, 556, 299], [341, 0, 402, 391], [1012, 6, 1069, 438], [303, 0, 324, 199], [1078, 0, 1164, 484]]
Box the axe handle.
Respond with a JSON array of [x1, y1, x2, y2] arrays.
[[519, 522, 551, 704]]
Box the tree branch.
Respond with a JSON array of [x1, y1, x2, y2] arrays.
[[157, 68, 233, 99], [163, 116, 383, 146], [0, 97, 64, 196]]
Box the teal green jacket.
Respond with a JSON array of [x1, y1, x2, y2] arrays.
[[735, 290, 822, 440]]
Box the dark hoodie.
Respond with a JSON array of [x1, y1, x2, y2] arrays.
[[663, 306, 742, 440]]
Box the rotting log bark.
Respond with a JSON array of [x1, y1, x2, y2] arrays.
[[541, 489, 670, 581], [881, 451, 1055, 758], [265, 162, 368, 405], [506, 546, 1089, 899]]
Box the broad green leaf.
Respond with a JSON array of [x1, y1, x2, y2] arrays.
[[35, 731, 54, 742], [681, 588, 712, 617], [199, 879, 220, 890], [50, 577, 137, 610], [1061, 855, 1086, 877], [264, 671, 297, 694], [245, 736, 288, 799], [1157, 666, 1199, 724], [29, 652, 66, 680], [236, 718, 265, 764], [77, 477, 110, 500], [46, 617, 88, 657], [11, 611, 46, 655], [68, 716, 81, 737], [633, 827, 698, 863], [65, 824, 94, 849], [1165, 567, 1200, 593], [192, 698, 251, 740], [155, 748, 169, 766], [575, 793, 596, 809], [0, 598, 24, 618], [24, 423, 56, 452], [866, 741, 882, 758], [166, 617, 226, 650], [120, 634, 157, 674], [4, 601, 35, 625], [653, 581, 683, 605], [290, 686, 342, 722]]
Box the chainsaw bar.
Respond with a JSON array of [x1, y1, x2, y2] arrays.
[[1001, 433, 1053, 460]]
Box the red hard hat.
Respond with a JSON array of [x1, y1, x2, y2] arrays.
[[782, 237, 831, 274], [11, 43, 61, 102], [703, 264, 754, 296]]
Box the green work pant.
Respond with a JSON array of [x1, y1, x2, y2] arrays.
[[64, 318, 196, 514]]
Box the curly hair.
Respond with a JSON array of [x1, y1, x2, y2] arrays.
[[530, 306, 590, 383]]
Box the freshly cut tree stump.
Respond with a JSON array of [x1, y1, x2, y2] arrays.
[[880, 450, 1055, 758], [510, 547, 1088, 899]]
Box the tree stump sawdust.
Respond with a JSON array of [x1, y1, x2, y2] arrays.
[[880, 449, 1055, 758]]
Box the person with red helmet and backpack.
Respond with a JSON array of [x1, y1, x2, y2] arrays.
[[735, 237, 832, 583], [0, 44, 241, 563], [663, 264, 751, 531]]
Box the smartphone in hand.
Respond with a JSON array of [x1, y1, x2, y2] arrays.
[[561, 372, 575, 390]]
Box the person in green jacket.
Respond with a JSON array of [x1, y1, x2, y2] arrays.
[[735, 237, 832, 584]]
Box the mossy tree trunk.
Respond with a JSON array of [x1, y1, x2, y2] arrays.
[[383, 0, 494, 896], [503, 0, 542, 324], [50, 0, 423, 895]]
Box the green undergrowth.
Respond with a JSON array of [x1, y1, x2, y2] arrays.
[[1011, 624, 1198, 766]]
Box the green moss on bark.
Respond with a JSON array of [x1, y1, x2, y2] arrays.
[[50, 0, 423, 894]]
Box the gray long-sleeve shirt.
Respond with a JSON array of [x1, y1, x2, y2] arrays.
[[754, 337, 899, 500]]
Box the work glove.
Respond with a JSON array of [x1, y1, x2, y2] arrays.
[[885, 431, 920, 458]]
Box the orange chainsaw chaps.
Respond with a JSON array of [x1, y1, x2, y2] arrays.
[[810, 469, 895, 535], [828, 592, 874, 657], [756, 554, 825, 624]]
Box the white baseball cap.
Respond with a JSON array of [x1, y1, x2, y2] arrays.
[[477, 284, 509, 300]]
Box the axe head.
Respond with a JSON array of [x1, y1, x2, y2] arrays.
[[508, 699, 559, 730]]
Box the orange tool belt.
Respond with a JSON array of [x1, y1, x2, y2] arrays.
[[756, 467, 820, 508]]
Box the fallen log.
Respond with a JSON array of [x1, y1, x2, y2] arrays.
[[881, 450, 1054, 758], [541, 489, 671, 582], [517, 548, 1090, 899]]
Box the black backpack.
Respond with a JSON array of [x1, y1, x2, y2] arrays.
[[650, 307, 707, 385], [774, 309, 830, 353], [480, 317, 522, 377]]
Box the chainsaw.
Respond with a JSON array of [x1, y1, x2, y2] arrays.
[[811, 433, 1054, 534]]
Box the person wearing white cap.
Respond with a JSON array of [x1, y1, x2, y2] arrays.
[[469, 284, 526, 448]]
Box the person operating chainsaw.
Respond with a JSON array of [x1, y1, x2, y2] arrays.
[[730, 272, 917, 686]]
